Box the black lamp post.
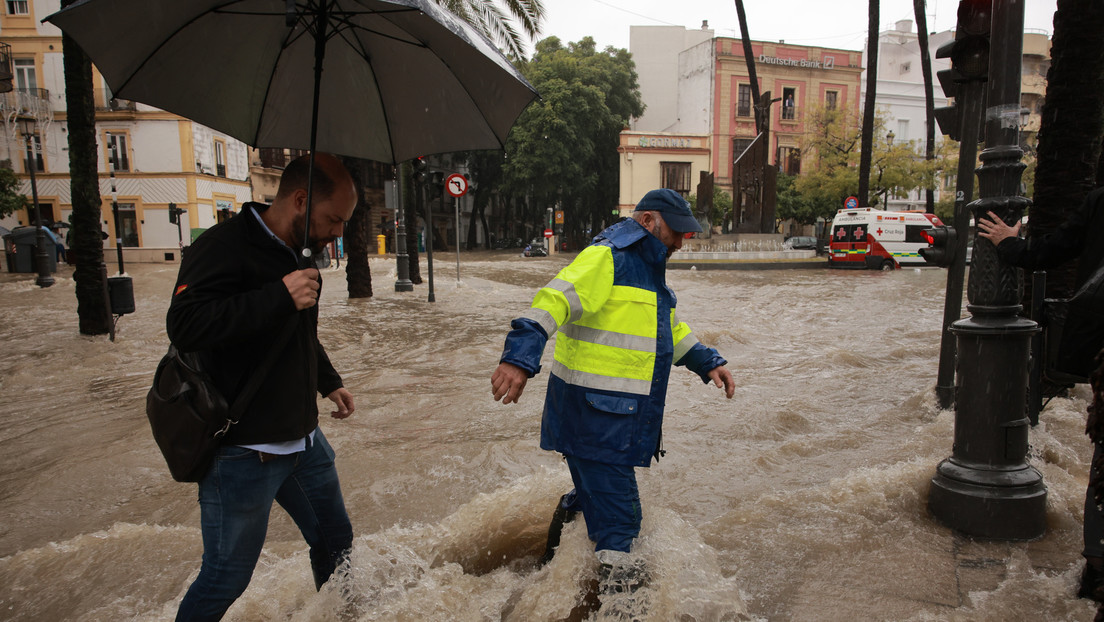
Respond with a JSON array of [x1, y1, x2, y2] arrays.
[[19, 116, 54, 288]]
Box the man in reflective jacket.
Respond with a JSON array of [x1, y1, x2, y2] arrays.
[[491, 188, 735, 575]]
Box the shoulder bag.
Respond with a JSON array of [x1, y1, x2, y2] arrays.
[[146, 315, 298, 482]]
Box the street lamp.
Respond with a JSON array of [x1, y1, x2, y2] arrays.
[[882, 131, 896, 210], [18, 116, 54, 288]]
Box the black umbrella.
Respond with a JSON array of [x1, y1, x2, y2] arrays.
[[45, 0, 538, 261]]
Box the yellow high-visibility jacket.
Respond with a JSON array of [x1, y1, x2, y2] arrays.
[[500, 218, 727, 466]]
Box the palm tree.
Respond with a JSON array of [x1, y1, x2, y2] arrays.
[[858, 0, 879, 206], [435, 0, 545, 59], [61, 0, 112, 335], [341, 0, 545, 295], [1030, 0, 1104, 300], [340, 156, 374, 298], [914, 0, 935, 213]]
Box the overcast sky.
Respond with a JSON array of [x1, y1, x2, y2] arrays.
[[533, 0, 1059, 55]]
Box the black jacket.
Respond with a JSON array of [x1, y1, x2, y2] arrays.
[[166, 203, 343, 445], [997, 187, 1104, 287]]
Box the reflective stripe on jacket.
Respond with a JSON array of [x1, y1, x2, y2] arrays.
[[500, 218, 727, 467]]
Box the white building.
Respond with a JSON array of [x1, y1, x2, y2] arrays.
[[860, 19, 954, 211]]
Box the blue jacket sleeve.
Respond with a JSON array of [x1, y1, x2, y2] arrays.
[[678, 342, 728, 383], [499, 317, 549, 377]]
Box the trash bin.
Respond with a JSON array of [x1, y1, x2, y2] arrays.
[[107, 275, 135, 315], [5, 226, 58, 273], [377, 234, 387, 255]]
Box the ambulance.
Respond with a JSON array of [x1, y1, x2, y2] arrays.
[[828, 208, 944, 270]]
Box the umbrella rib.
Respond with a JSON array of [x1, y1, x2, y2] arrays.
[[112, 0, 245, 96], [373, 8, 518, 150]]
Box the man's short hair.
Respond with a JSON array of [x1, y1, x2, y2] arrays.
[[276, 154, 335, 201]]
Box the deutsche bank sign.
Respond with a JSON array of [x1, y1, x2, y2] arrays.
[[758, 54, 836, 70]]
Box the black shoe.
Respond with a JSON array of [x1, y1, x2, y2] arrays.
[[1079, 558, 1104, 602], [538, 493, 577, 566]]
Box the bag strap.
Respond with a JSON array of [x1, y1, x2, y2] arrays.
[[227, 312, 300, 424]]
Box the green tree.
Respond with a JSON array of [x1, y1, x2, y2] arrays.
[[0, 164, 26, 218], [796, 105, 930, 218], [500, 36, 643, 244]]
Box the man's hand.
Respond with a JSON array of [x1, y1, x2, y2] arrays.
[[708, 366, 735, 399], [284, 268, 321, 310], [977, 210, 1021, 247], [492, 362, 529, 405], [326, 387, 355, 419]]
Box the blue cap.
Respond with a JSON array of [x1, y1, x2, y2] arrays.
[[633, 189, 702, 233]]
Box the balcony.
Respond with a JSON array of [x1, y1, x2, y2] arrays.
[[94, 89, 137, 113], [0, 87, 51, 123], [257, 147, 309, 169]]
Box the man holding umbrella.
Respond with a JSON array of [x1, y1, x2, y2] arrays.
[[167, 153, 357, 620]]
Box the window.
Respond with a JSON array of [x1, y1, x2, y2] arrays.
[[106, 132, 129, 171], [13, 58, 35, 91], [737, 84, 751, 118], [116, 203, 139, 247], [6, 1, 28, 15], [660, 162, 692, 196], [777, 146, 801, 175], [214, 139, 226, 177], [23, 134, 43, 172], [825, 90, 838, 111], [733, 137, 754, 161], [781, 87, 796, 120], [897, 119, 910, 141]]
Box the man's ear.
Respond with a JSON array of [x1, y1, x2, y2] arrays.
[[292, 188, 309, 214]]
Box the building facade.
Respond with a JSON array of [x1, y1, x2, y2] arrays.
[[863, 20, 1050, 211], [627, 25, 864, 209], [0, 0, 251, 263]]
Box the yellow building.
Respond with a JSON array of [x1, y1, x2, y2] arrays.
[[0, 0, 251, 263]]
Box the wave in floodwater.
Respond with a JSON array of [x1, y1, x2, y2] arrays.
[[0, 258, 1099, 620]]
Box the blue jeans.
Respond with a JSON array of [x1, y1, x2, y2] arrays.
[[176, 428, 353, 622], [563, 455, 641, 553]]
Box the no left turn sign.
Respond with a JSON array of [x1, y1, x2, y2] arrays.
[[446, 173, 468, 198]]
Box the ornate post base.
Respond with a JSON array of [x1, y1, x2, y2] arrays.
[[928, 307, 1046, 540], [929, 461, 1047, 540]]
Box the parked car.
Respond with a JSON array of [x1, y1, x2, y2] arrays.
[[783, 235, 817, 250]]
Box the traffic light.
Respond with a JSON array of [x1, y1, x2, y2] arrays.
[[167, 202, 184, 225], [933, 0, 991, 141], [429, 170, 445, 195], [919, 226, 958, 267], [412, 156, 427, 184]]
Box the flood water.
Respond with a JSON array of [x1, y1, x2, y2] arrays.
[[0, 253, 1098, 621]]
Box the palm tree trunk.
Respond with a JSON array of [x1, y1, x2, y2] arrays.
[[340, 156, 373, 298], [61, 0, 111, 335], [914, 0, 936, 213], [402, 164, 423, 284], [1030, 0, 1104, 299], [858, 0, 879, 207]]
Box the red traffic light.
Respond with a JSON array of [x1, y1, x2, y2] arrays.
[[919, 225, 958, 267]]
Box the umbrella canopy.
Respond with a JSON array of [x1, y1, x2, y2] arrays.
[[44, 0, 538, 164]]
